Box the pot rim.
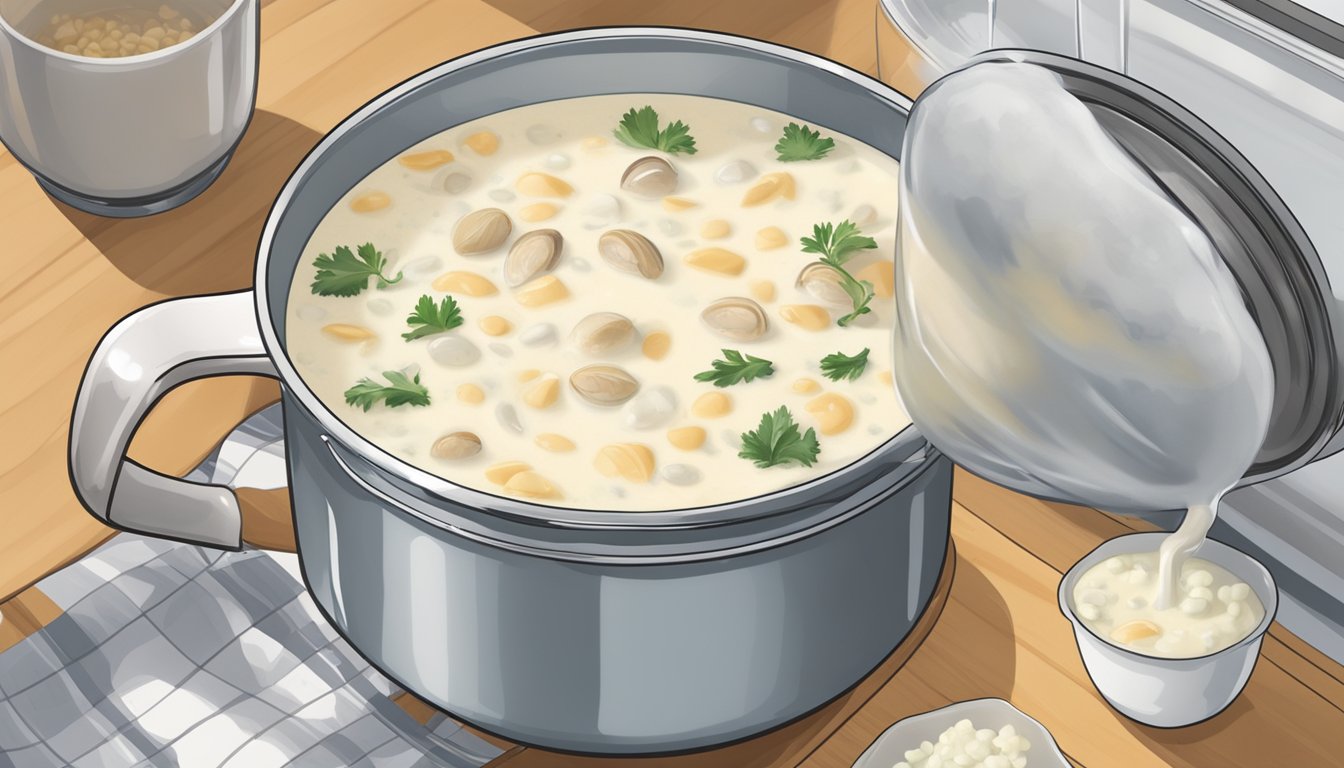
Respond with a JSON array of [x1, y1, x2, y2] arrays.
[[252, 26, 925, 530]]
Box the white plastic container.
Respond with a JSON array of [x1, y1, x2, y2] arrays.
[[1059, 532, 1278, 727]]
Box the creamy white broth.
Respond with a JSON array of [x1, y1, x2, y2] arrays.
[[286, 94, 908, 511], [1073, 552, 1265, 658]]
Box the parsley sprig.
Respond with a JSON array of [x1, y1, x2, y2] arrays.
[[344, 370, 431, 411], [820, 348, 870, 381], [775, 123, 836, 162], [402, 295, 463, 342], [694, 349, 775, 388], [613, 106, 698, 155], [310, 243, 403, 297], [739, 406, 821, 469], [800, 220, 879, 326]]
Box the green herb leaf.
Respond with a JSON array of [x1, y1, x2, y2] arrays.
[[800, 220, 878, 264], [739, 406, 821, 469], [831, 275, 876, 327], [613, 106, 661, 149], [343, 370, 431, 411], [310, 243, 403, 297], [800, 220, 880, 327], [613, 106, 698, 155], [694, 349, 776, 388], [820, 348, 870, 381], [402, 294, 464, 342], [775, 122, 836, 162]]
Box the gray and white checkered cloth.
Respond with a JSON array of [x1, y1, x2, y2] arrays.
[[0, 406, 503, 768]]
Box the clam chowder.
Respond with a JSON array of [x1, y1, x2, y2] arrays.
[[1072, 552, 1266, 658], [285, 94, 908, 511]]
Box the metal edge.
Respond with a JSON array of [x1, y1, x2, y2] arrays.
[[320, 433, 950, 563], [1219, 0, 1344, 60]]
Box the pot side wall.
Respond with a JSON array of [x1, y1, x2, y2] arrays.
[[280, 393, 953, 754]]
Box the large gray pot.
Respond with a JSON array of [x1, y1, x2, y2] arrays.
[[68, 28, 951, 754]]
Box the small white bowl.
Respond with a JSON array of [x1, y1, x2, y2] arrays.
[[1059, 532, 1278, 728], [852, 698, 1069, 768]]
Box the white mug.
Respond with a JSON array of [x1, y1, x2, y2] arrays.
[[0, 0, 258, 216]]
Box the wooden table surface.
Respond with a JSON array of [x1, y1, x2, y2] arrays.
[[2, 1, 1342, 766]]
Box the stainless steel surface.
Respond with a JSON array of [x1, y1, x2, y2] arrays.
[[1220, 0, 1344, 57], [1212, 464, 1344, 663], [69, 28, 954, 753], [2, 405, 503, 767], [0, 0, 258, 216], [290, 408, 949, 752]]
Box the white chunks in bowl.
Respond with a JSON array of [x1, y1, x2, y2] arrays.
[[1072, 552, 1265, 658], [892, 719, 1032, 768], [284, 94, 909, 511]]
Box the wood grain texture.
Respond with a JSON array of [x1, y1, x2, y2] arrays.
[[479, 0, 883, 75], [1, 3, 1340, 768], [954, 470, 1344, 702], [803, 497, 1344, 768], [0, 586, 62, 654], [237, 485, 298, 552]]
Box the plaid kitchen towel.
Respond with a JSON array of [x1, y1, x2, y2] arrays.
[[0, 406, 503, 768]]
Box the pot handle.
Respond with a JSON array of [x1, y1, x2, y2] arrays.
[[69, 291, 278, 550]]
